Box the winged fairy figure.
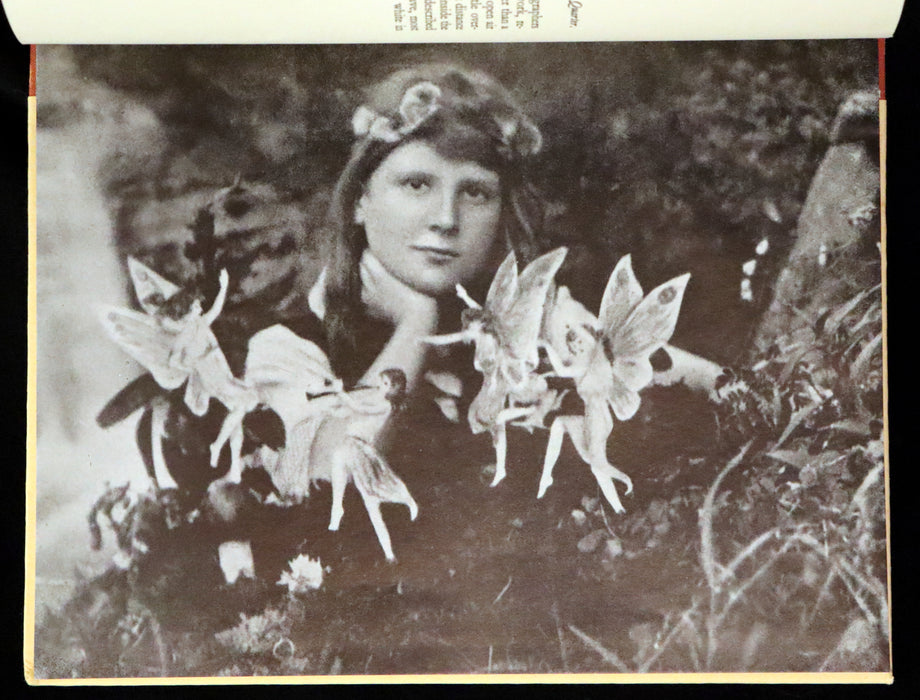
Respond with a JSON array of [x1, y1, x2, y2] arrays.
[[538, 255, 690, 513], [424, 247, 568, 486]]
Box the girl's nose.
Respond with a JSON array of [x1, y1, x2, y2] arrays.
[[429, 188, 459, 234]]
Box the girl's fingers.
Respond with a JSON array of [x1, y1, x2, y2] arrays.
[[360, 249, 398, 302], [360, 248, 439, 327], [361, 250, 411, 321], [361, 249, 412, 302], [360, 249, 388, 286]]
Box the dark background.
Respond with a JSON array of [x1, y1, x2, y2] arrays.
[[40, 40, 877, 365]]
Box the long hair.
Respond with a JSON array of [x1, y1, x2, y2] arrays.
[[320, 64, 546, 373]]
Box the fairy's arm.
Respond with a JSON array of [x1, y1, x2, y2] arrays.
[[336, 387, 390, 415], [651, 344, 725, 400], [541, 340, 585, 380], [421, 330, 473, 346], [202, 269, 230, 326]]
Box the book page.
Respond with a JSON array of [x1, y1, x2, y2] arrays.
[[26, 40, 890, 684], [3, 0, 906, 43]]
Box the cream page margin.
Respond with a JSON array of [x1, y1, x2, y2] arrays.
[[19, 0, 899, 686], [3, 0, 906, 43]]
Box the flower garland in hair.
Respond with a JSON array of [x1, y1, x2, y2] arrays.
[[351, 80, 542, 161]]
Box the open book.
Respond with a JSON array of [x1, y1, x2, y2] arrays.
[[16, 0, 903, 686]]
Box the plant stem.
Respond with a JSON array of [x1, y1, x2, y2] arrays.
[[721, 527, 780, 583], [699, 442, 753, 593], [567, 625, 630, 673], [638, 601, 701, 673]]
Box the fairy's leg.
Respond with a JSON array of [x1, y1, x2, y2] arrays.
[[491, 422, 508, 487], [210, 409, 244, 468], [591, 465, 626, 514], [226, 423, 245, 484], [328, 449, 349, 531], [538, 416, 577, 498], [150, 400, 177, 489], [563, 413, 627, 512], [496, 406, 534, 424], [358, 494, 396, 562], [585, 398, 632, 490], [583, 398, 632, 513]]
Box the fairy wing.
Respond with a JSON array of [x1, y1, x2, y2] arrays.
[[610, 273, 691, 360], [580, 350, 643, 422], [493, 247, 567, 369], [578, 266, 689, 423], [348, 437, 418, 519], [127, 257, 182, 315], [597, 254, 643, 338], [245, 324, 342, 431], [483, 250, 519, 319], [100, 299, 244, 418], [99, 306, 188, 390]]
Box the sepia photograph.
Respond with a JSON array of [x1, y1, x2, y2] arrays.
[[30, 41, 886, 679]]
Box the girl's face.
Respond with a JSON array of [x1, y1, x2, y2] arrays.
[[355, 140, 503, 296]]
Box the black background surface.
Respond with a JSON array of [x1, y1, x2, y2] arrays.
[[2, 0, 918, 697]]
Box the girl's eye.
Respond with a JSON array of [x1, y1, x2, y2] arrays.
[[400, 176, 430, 192], [461, 184, 497, 203]]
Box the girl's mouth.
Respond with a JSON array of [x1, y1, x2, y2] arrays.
[[412, 245, 460, 263]]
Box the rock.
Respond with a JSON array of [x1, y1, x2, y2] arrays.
[[756, 90, 880, 349]]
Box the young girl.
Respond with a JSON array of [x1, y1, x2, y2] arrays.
[[305, 63, 545, 397], [273, 61, 720, 511], [216, 64, 552, 570], [104, 61, 721, 578]]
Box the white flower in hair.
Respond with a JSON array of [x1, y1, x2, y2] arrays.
[[398, 81, 442, 133], [496, 114, 542, 157], [351, 104, 401, 143], [351, 105, 378, 137], [497, 117, 518, 144], [516, 120, 543, 156], [353, 79, 541, 159], [352, 82, 441, 144]]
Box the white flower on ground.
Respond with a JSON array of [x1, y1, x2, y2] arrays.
[[276, 554, 324, 594]]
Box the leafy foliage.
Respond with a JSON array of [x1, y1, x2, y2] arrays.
[[565, 282, 885, 671]]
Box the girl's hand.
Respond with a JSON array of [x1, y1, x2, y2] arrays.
[[360, 250, 438, 332]]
